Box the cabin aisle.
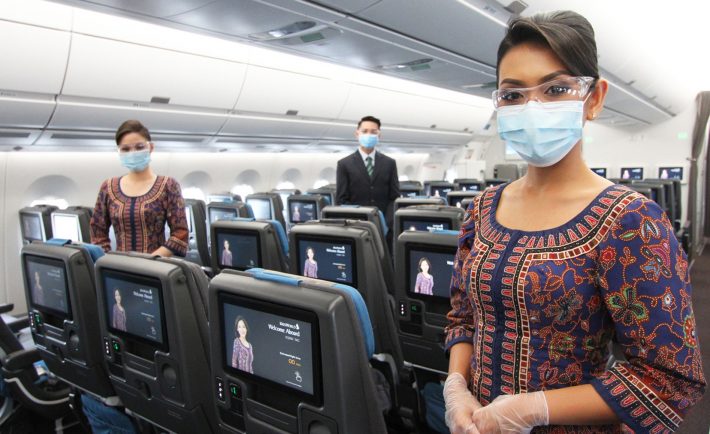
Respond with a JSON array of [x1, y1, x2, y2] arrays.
[[678, 246, 710, 433]]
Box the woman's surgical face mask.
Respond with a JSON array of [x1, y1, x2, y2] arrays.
[[118, 141, 152, 172], [496, 100, 584, 167]]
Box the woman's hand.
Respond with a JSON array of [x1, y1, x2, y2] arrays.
[[471, 391, 548, 434], [444, 373, 482, 434]]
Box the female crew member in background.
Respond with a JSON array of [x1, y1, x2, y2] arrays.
[[444, 11, 704, 434], [90, 119, 188, 257], [86, 120, 189, 433]]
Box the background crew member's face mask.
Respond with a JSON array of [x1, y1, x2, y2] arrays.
[[358, 134, 379, 149], [119, 149, 151, 172], [496, 100, 584, 167]]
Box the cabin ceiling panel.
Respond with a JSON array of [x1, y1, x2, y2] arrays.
[[302, 0, 379, 14], [0, 93, 55, 129], [50, 96, 229, 135], [234, 66, 351, 118], [220, 116, 330, 138], [73, 0, 214, 18], [355, 0, 506, 67], [33, 130, 116, 149], [62, 34, 246, 110], [0, 0, 73, 30], [0, 21, 70, 94]]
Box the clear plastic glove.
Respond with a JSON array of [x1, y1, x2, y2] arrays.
[[444, 373, 482, 434], [471, 391, 548, 434]]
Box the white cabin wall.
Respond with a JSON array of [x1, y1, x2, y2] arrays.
[[1, 150, 428, 312]]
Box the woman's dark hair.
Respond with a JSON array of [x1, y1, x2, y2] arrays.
[[115, 119, 151, 145], [234, 316, 249, 338], [496, 11, 599, 84]]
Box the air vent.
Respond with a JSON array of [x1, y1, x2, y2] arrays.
[[462, 81, 497, 89], [0, 132, 31, 139], [150, 96, 170, 104], [286, 110, 299, 116], [155, 137, 204, 143]]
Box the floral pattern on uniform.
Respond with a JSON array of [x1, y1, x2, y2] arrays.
[[445, 184, 705, 433], [90, 176, 189, 256]]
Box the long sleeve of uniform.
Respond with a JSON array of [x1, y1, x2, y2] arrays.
[[335, 159, 350, 205], [590, 197, 705, 433], [163, 178, 189, 256], [444, 196, 480, 350], [90, 180, 112, 252]]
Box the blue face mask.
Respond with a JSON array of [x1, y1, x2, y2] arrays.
[[497, 100, 584, 167], [358, 134, 379, 149], [119, 150, 151, 172]]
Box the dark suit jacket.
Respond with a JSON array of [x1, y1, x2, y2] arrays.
[[336, 150, 400, 227]]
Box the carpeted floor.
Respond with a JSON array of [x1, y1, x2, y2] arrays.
[[677, 246, 710, 434]]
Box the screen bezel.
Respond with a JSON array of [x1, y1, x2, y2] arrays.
[[214, 228, 262, 271], [102, 268, 169, 354], [289, 200, 319, 224], [620, 167, 644, 180], [399, 216, 452, 235], [658, 166, 683, 180], [457, 182, 482, 192], [246, 197, 273, 220], [209, 206, 239, 223], [295, 235, 358, 288], [405, 243, 457, 315], [23, 254, 73, 321], [20, 212, 44, 242], [218, 291, 323, 406]]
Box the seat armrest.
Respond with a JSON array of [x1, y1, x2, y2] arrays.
[[0, 304, 14, 315], [2, 348, 41, 372]]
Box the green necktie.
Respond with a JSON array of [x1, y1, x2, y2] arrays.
[[366, 156, 374, 178]]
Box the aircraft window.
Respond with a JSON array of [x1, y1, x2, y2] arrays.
[[312, 179, 329, 189], [231, 184, 254, 200], [398, 175, 410, 181], [182, 187, 206, 202], [30, 198, 68, 209]]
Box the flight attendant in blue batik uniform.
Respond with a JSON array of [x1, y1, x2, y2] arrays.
[[443, 11, 705, 434]]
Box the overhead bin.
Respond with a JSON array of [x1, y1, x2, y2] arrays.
[[234, 66, 350, 118], [0, 91, 55, 129], [0, 128, 43, 148], [339, 84, 492, 132], [49, 96, 229, 135], [220, 114, 331, 139], [0, 0, 72, 31], [62, 34, 246, 110], [354, 0, 507, 67], [71, 0, 214, 19], [0, 20, 70, 94]]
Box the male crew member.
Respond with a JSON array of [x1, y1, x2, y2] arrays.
[[336, 116, 400, 232]]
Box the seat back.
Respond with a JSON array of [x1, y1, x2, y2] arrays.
[[453, 178, 485, 192], [321, 205, 388, 243], [484, 178, 510, 187], [393, 205, 465, 252], [288, 221, 402, 366], [426, 181, 455, 200], [399, 181, 423, 197], [185, 199, 210, 266], [20, 241, 117, 401], [211, 219, 289, 273], [446, 191, 482, 209], [246, 192, 287, 230], [94, 253, 217, 433], [19, 205, 57, 243], [631, 181, 667, 211], [394, 230, 458, 374], [393, 197, 446, 213], [287, 194, 327, 226], [306, 187, 336, 206], [208, 268, 386, 434], [50, 206, 92, 243]]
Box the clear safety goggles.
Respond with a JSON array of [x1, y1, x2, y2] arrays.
[[492, 76, 596, 109]]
